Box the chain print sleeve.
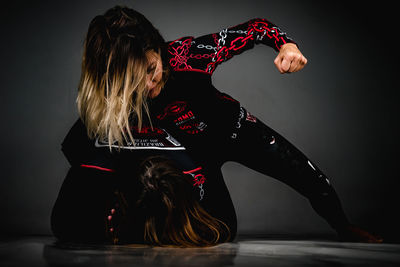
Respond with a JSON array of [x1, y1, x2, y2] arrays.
[[167, 18, 296, 74]]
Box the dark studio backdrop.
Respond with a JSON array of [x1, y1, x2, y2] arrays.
[[1, 0, 398, 241]]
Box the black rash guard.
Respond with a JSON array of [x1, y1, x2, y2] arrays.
[[151, 18, 295, 153], [51, 18, 349, 244], [53, 118, 222, 244]]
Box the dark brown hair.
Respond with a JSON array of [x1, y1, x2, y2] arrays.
[[112, 156, 231, 247]]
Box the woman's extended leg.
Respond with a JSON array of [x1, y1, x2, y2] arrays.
[[222, 107, 350, 233]]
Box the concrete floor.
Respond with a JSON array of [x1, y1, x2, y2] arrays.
[[1, 236, 400, 267]]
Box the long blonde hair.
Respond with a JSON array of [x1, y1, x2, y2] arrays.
[[77, 6, 169, 151]]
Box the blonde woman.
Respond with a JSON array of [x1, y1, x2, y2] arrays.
[[51, 5, 383, 247]]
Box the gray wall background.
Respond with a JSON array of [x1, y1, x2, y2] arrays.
[[1, 0, 398, 241]]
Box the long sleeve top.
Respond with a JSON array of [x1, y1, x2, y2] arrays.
[[62, 17, 295, 172], [150, 18, 295, 158]]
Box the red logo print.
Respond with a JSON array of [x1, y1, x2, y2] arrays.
[[157, 101, 187, 120], [130, 126, 164, 136], [174, 111, 194, 125], [245, 111, 257, 123], [183, 167, 206, 186], [183, 167, 206, 200]]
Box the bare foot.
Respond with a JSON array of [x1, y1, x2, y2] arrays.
[[337, 224, 384, 243]]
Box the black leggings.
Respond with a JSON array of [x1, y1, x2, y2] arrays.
[[212, 107, 349, 235]]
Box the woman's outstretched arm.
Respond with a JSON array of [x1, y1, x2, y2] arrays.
[[167, 18, 306, 74]]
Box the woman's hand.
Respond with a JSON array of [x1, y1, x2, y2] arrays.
[[274, 43, 307, 74]]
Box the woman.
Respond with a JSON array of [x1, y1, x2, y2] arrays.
[[51, 153, 231, 246], [51, 5, 382, 246]]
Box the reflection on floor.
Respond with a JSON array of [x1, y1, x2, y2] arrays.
[[1, 235, 400, 267]]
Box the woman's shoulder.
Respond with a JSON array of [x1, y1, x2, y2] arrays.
[[165, 36, 194, 64], [164, 36, 214, 75]]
